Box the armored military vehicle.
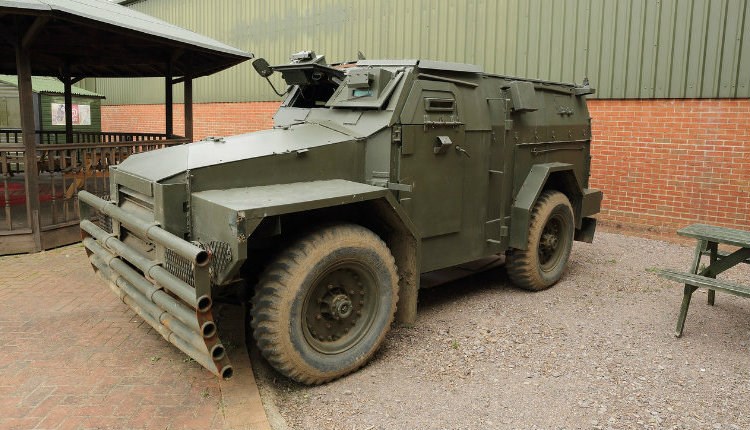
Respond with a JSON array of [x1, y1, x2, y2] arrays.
[[79, 51, 601, 385]]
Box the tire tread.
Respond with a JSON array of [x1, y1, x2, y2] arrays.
[[250, 224, 398, 385], [507, 191, 573, 291]]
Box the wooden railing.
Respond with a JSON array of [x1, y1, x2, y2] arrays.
[[1, 133, 189, 232], [0, 129, 177, 145]]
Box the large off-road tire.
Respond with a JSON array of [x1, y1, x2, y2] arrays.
[[506, 191, 574, 291], [250, 224, 399, 385]]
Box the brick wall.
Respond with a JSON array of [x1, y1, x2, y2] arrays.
[[101, 102, 279, 139], [102, 98, 750, 233], [588, 99, 749, 233]]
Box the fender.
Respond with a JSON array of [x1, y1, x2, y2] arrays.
[[510, 162, 583, 250], [190, 179, 421, 324]]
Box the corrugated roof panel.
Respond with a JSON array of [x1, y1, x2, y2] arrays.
[[701, 0, 726, 97], [669, 2, 692, 97], [624, 0, 644, 98], [95, 0, 750, 103], [738, 1, 750, 95], [572, 0, 590, 86], [654, 0, 675, 98], [718, 0, 745, 97], [3, 0, 250, 58], [598, 0, 616, 97], [640, 0, 660, 98], [610, 0, 629, 98], [502, 0, 519, 76], [0, 75, 105, 97], [685, 0, 708, 98]]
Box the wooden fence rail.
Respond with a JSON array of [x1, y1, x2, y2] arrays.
[[1, 132, 188, 234]]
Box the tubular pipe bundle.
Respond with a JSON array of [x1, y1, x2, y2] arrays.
[[78, 190, 209, 266], [81, 220, 203, 310], [89, 255, 229, 377], [89, 255, 210, 354], [83, 237, 205, 333], [79, 191, 233, 379]]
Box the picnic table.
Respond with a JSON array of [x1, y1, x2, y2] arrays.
[[656, 223, 750, 337]]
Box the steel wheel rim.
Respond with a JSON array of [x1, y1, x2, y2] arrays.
[[538, 213, 567, 272], [302, 260, 378, 354]]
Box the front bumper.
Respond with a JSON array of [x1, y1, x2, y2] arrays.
[[78, 190, 233, 379]]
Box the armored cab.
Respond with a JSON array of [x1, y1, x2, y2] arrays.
[[79, 51, 601, 384]]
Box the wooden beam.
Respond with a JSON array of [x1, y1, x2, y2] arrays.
[[165, 60, 173, 138], [15, 43, 42, 251], [63, 63, 74, 144], [184, 76, 193, 142], [118, 64, 142, 76], [171, 48, 185, 63], [71, 76, 84, 85], [21, 16, 50, 50]]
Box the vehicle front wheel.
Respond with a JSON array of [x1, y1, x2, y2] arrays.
[[506, 191, 574, 291], [250, 223, 399, 385]]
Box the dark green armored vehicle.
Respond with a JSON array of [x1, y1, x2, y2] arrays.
[[79, 51, 601, 384]]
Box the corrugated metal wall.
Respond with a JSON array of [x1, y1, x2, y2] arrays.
[[94, 0, 750, 104], [0, 82, 21, 127]]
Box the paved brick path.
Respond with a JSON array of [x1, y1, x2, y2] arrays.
[[0, 244, 239, 430]]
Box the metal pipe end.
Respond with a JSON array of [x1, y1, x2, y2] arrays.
[[220, 365, 234, 380], [210, 343, 226, 361], [200, 321, 217, 338], [195, 249, 210, 267], [197, 295, 212, 313]]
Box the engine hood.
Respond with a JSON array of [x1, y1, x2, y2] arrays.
[[116, 123, 352, 182]]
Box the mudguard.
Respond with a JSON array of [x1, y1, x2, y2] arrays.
[[510, 163, 601, 249], [191, 179, 420, 324]]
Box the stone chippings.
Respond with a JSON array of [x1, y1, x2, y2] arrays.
[[259, 230, 750, 430]]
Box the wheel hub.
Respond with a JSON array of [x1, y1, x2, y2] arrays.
[[539, 218, 562, 266], [541, 232, 558, 249], [324, 293, 353, 319], [304, 265, 375, 353]]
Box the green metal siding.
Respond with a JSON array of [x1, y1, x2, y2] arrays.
[[96, 0, 750, 104], [40, 95, 102, 133]]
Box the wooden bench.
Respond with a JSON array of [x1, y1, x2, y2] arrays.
[[656, 269, 750, 299], [701, 249, 750, 265], [655, 224, 750, 337]]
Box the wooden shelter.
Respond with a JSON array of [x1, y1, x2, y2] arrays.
[[0, 0, 252, 254]]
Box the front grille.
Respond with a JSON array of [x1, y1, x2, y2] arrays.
[[165, 248, 195, 286], [207, 241, 232, 283], [91, 213, 113, 233], [89, 194, 112, 233], [164, 241, 233, 286]]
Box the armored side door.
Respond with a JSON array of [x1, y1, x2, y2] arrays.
[[397, 80, 466, 239]]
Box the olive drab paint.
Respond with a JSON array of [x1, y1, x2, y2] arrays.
[[79, 51, 602, 379]]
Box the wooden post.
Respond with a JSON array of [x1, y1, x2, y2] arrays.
[[184, 76, 193, 141], [165, 61, 173, 138], [15, 43, 42, 251], [63, 63, 73, 144]]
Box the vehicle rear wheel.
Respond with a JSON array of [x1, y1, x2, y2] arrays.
[[506, 191, 574, 291], [250, 223, 399, 385]]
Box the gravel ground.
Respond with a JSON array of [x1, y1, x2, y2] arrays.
[[253, 230, 750, 430]]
